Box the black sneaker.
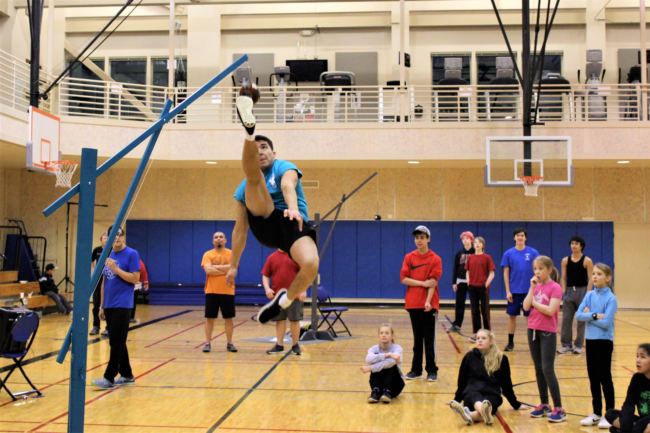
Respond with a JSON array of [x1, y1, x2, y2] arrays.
[[368, 388, 381, 404], [266, 344, 284, 355], [380, 389, 392, 404], [256, 289, 288, 324], [291, 343, 301, 356], [427, 373, 438, 382], [449, 324, 461, 333], [226, 343, 238, 353], [404, 371, 422, 380], [89, 327, 99, 336], [235, 95, 256, 136], [504, 343, 514, 352]]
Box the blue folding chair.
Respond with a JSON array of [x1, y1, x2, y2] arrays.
[[0, 311, 42, 400], [316, 287, 351, 338]]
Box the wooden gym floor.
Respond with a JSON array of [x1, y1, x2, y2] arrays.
[[0, 305, 647, 433]]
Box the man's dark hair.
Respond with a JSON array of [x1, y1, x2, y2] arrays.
[[255, 135, 273, 151], [107, 225, 125, 237], [570, 235, 586, 251], [512, 227, 527, 237]]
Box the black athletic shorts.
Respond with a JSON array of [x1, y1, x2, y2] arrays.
[[205, 294, 235, 319], [247, 208, 317, 255]]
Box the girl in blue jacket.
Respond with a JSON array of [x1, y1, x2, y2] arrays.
[[576, 263, 618, 429]]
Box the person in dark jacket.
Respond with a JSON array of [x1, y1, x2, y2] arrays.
[[39, 263, 72, 314], [449, 329, 528, 425]]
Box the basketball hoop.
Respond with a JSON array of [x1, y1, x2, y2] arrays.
[[519, 176, 543, 197], [46, 160, 78, 188]]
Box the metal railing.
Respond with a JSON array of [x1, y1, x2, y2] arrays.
[[56, 79, 650, 124], [0, 48, 51, 113], [1, 48, 648, 124]]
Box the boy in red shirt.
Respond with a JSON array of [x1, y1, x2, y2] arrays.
[[400, 225, 443, 382], [465, 236, 496, 335]]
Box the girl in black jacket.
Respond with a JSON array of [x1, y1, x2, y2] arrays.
[[449, 329, 527, 425]]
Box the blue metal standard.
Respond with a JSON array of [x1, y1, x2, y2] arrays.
[[43, 54, 248, 433]]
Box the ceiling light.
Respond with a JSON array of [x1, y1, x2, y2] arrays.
[[407, 161, 420, 165], [617, 160, 630, 164], [205, 161, 217, 165]]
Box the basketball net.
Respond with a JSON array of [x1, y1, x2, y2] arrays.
[[47, 160, 78, 188], [519, 176, 543, 197]]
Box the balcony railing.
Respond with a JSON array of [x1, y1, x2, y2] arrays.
[[1, 48, 648, 125]]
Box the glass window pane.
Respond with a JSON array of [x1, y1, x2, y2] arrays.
[[65, 57, 106, 116], [110, 58, 146, 85], [476, 53, 516, 84], [431, 54, 470, 84], [151, 57, 187, 87]]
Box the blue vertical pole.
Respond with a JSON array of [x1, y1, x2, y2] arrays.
[[67, 148, 97, 433]]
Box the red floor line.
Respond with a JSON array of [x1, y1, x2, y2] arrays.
[[145, 322, 204, 348], [28, 357, 175, 433], [496, 412, 514, 433], [0, 362, 109, 409], [621, 365, 635, 374], [444, 326, 462, 354], [193, 319, 249, 349]]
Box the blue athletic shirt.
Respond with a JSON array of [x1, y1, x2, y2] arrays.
[[103, 246, 140, 308], [500, 246, 539, 294], [233, 159, 309, 222]]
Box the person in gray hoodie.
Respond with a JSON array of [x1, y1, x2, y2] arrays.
[[576, 263, 618, 429], [360, 323, 404, 404]]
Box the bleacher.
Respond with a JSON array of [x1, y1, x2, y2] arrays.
[[0, 270, 58, 310]]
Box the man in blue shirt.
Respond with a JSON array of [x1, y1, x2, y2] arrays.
[[93, 226, 141, 388], [500, 227, 539, 351], [229, 92, 318, 324]]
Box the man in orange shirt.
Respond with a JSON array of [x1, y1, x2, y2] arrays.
[[400, 225, 443, 382], [201, 232, 237, 353]]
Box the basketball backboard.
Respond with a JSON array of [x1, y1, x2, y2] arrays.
[[485, 136, 572, 187], [27, 106, 60, 173]]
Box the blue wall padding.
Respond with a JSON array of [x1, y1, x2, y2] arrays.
[[127, 220, 614, 302]]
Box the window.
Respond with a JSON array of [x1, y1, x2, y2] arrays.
[[109, 58, 146, 119], [476, 53, 517, 84], [536, 53, 562, 80], [65, 57, 106, 116], [151, 57, 187, 87], [431, 54, 470, 84]]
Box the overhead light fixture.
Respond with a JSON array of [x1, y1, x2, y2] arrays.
[[407, 161, 420, 165], [205, 161, 217, 165], [617, 160, 630, 164]]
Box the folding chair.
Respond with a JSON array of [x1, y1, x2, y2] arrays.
[[316, 287, 351, 337], [0, 311, 42, 400]]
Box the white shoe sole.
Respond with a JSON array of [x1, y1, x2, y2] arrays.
[[450, 401, 473, 425], [256, 288, 287, 323], [235, 96, 255, 128], [481, 401, 494, 425]]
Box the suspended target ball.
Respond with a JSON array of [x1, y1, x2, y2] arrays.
[[239, 83, 260, 104]]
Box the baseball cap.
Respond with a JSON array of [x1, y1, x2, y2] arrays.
[[412, 225, 431, 238]]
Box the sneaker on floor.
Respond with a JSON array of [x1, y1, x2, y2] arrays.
[[266, 344, 284, 355], [598, 417, 612, 429], [580, 414, 601, 426], [115, 376, 135, 386], [92, 378, 114, 389], [469, 335, 477, 342], [202, 343, 211, 353], [291, 343, 301, 356], [449, 324, 461, 333], [427, 373, 438, 382], [573, 347, 583, 354], [548, 407, 567, 423], [504, 343, 514, 352], [557, 346, 573, 354], [101, 329, 109, 337], [480, 400, 494, 425], [256, 288, 287, 324], [235, 95, 256, 136], [404, 371, 422, 380], [530, 403, 551, 418], [226, 343, 238, 353], [449, 400, 473, 425], [368, 387, 381, 404], [380, 389, 392, 404], [89, 327, 99, 336], [129, 318, 138, 324]]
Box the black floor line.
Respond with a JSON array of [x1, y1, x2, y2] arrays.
[[0, 309, 194, 373], [206, 351, 292, 433]]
